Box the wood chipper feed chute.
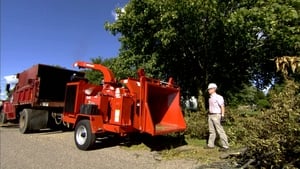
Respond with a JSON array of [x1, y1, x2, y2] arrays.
[[140, 78, 186, 135]]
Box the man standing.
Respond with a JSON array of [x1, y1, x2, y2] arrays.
[[206, 83, 229, 151]]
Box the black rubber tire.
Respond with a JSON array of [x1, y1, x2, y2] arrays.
[[0, 112, 7, 124], [19, 109, 31, 134], [74, 120, 96, 150]]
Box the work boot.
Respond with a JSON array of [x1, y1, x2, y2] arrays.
[[204, 145, 214, 149]]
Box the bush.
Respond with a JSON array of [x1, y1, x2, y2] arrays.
[[256, 99, 271, 109], [230, 80, 300, 168], [184, 110, 208, 139]]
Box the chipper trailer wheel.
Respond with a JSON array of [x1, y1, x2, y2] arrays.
[[74, 120, 96, 150]]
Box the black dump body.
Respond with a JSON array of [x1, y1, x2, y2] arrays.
[[34, 65, 84, 102]]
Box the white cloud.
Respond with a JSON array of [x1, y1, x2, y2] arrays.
[[4, 75, 18, 84], [111, 10, 118, 21], [0, 92, 7, 100], [0, 75, 18, 100], [111, 7, 125, 21]]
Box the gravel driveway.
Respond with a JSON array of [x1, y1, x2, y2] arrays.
[[0, 124, 201, 169]]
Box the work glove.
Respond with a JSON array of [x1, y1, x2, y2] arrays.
[[221, 116, 226, 123]]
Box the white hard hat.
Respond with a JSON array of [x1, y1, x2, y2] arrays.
[[208, 83, 217, 89]]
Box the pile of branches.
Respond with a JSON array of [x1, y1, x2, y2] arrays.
[[231, 80, 300, 168]]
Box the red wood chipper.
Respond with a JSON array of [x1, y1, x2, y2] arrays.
[[62, 61, 186, 150]]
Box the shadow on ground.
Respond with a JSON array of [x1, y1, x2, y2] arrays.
[[92, 133, 187, 151], [1, 123, 187, 151], [195, 161, 235, 169], [0, 122, 73, 135]]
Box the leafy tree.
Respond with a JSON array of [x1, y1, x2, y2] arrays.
[[227, 83, 270, 108], [105, 0, 300, 102], [225, 0, 300, 88]]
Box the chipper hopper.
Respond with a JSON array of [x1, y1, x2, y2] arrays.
[[123, 75, 186, 135], [62, 61, 186, 150]]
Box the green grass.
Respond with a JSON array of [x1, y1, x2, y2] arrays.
[[160, 138, 221, 161], [121, 137, 229, 163], [185, 138, 207, 147]]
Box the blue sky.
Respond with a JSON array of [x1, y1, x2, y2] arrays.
[[0, 0, 128, 99]]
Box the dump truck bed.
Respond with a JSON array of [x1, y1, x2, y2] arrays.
[[12, 64, 85, 106]]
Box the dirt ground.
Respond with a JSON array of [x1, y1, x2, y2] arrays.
[[0, 124, 234, 169]]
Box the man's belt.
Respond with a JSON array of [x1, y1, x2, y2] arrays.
[[208, 113, 221, 115]]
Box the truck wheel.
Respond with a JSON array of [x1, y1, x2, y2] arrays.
[[19, 109, 31, 134], [0, 112, 7, 124], [74, 120, 95, 150]]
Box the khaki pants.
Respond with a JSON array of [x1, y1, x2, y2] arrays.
[[208, 114, 229, 148]]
